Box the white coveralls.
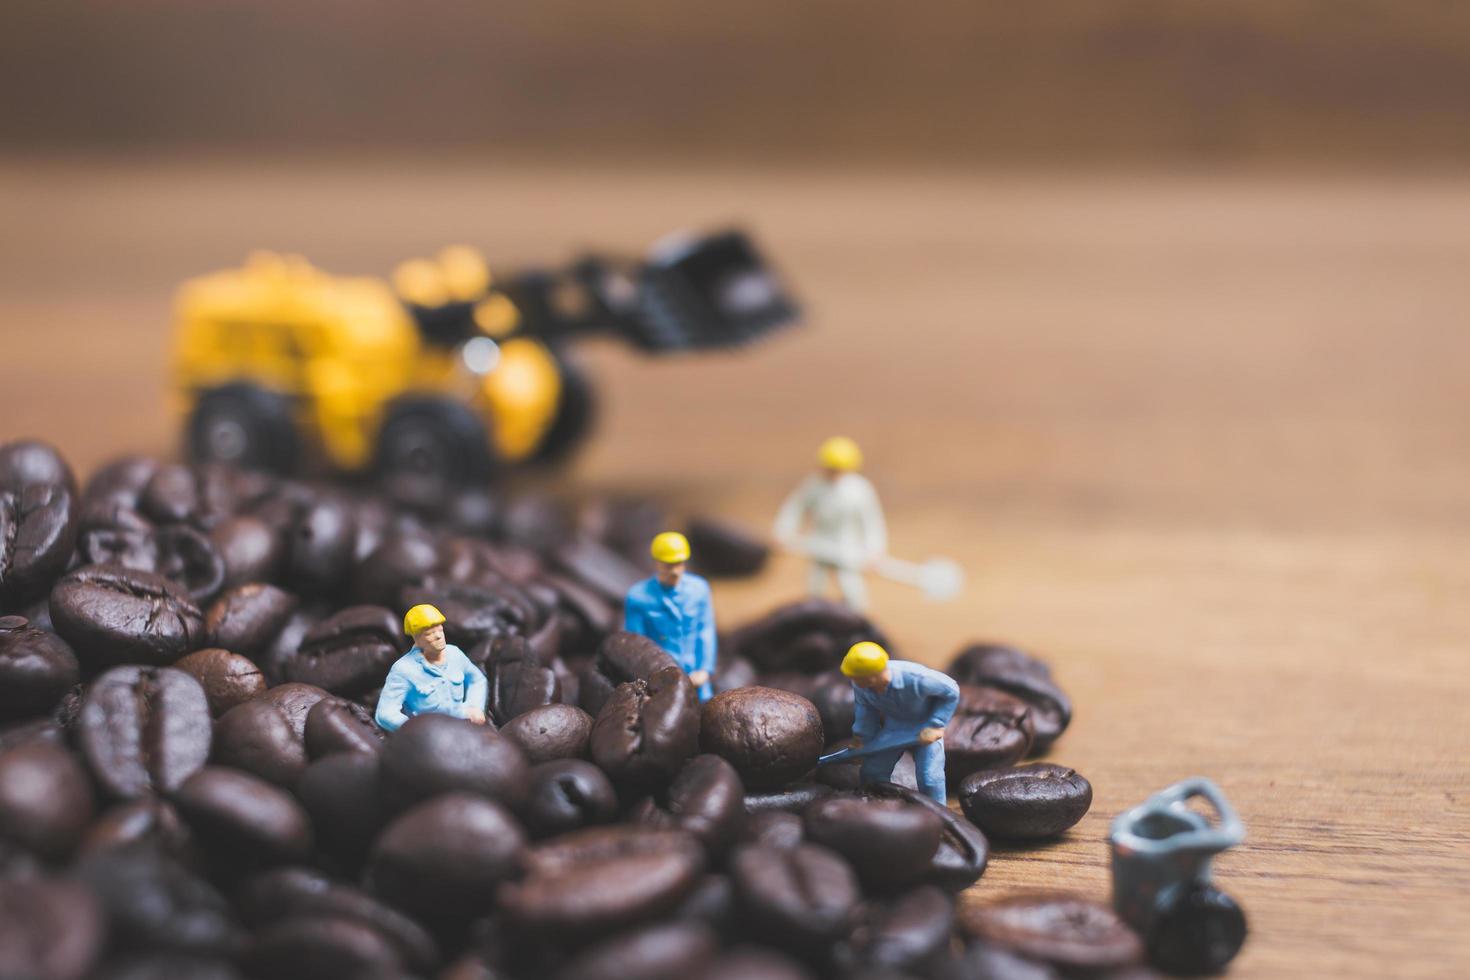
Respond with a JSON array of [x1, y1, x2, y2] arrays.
[[774, 472, 887, 610]]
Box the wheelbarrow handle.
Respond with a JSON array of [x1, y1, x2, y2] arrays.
[[1110, 776, 1245, 855], [1147, 777, 1245, 841]]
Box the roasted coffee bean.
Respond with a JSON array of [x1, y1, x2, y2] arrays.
[[74, 847, 240, 954], [744, 781, 834, 815], [551, 534, 644, 603], [89, 953, 245, 980], [403, 578, 531, 651], [204, 583, 298, 660], [380, 713, 528, 809], [684, 515, 769, 578], [79, 799, 196, 865], [0, 742, 95, 860], [804, 796, 942, 892], [550, 920, 718, 980], [630, 754, 745, 854], [945, 685, 1035, 781], [835, 886, 954, 975], [590, 666, 701, 789], [295, 751, 388, 867], [579, 630, 680, 717], [959, 763, 1093, 840], [286, 605, 401, 696], [712, 653, 758, 694], [543, 572, 617, 641], [522, 759, 619, 838], [51, 565, 205, 667], [0, 439, 75, 493], [947, 644, 1072, 751], [173, 648, 266, 717], [701, 687, 823, 790], [79, 666, 212, 799], [855, 783, 989, 891], [702, 947, 815, 980], [498, 827, 704, 940], [252, 682, 330, 739], [152, 524, 226, 604], [675, 873, 738, 935], [139, 464, 234, 530], [960, 893, 1145, 973], [740, 810, 805, 850], [172, 766, 313, 866], [730, 842, 861, 953], [368, 793, 525, 923], [761, 671, 855, 743], [0, 482, 78, 605], [0, 876, 104, 980], [210, 515, 284, 589], [244, 915, 407, 979], [284, 495, 357, 596], [0, 615, 79, 721], [0, 716, 64, 753], [501, 703, 592, 763], [525, 611, 563, 663], [576, 496, 663, 567], [350, 529, 441, 608], [303, 696, 382, 757], [725, 598, 879, 673], [79, 457, 157, 525], [485, 635, 562, 725], [76, 504, 159, 572], [211, 700, 308, 786]]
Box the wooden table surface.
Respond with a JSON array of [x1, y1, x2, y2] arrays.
[[1, 161, 1467, 978]]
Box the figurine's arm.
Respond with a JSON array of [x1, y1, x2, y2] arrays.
[[773, 479, 813, 545], [375, 666, 412, 732], [851, 690, 880, 743], [695, 584, 717, 677], [858, 479, 888, 561], [922, 674, 961, 729]]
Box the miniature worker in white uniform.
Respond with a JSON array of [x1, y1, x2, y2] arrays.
[[773, 436, 887, 611]]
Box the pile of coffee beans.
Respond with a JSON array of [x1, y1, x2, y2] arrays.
[[0, 439, 1143, 980]]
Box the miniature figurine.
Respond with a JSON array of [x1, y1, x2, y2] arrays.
[[840, 641, 960, 804], [623, 532, 717, 701], [375, 604, 489, 732], [774, 436, 888, 610], [1111, 777, 1249, 975]]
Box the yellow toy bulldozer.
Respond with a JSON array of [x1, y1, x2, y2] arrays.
[[173, 230, 797, 485]]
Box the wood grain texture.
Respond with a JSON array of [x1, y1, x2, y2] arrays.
[[1, 161, 1467, 977]]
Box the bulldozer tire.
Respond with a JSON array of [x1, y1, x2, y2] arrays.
[[187, 383, 299, 474], [528, 347, 597, 466], [1146, 884, 1247, 976], [374, 397, 496, 487]]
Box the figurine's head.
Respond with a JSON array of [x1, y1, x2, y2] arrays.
[[818, 436, 862, 479], [404, 604, 448, 654], [650, 531, 691, 587], [841, 640, 891, 690]]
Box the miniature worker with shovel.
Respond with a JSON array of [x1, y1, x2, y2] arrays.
[[774, 436, 961, 611]]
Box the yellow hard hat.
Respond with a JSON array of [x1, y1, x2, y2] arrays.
[[403, 604, 447, 637], [650, 531, 692, 564], [819, 436, 863, 472], [841, 641, 889, 678]]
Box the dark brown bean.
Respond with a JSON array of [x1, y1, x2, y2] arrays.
[[947, 644, 1072, 752], [210, 515, 284, 589], [0, 440, 75, 493], [252, 682, 330, 739], [0, 615, 79, 721], [0, 877, 104, 980], [803, 796, 942, 892], [630, 753, 746, 854], [78, 666, 212, 799], [590, 666, 701, 790], [204, 583, 298, 659], [173, 648, 267, 717], [73, 847, 239, 955], [211, 700, 308, 787], [172, 766, 314, 866], [944, 685, 1035, 781], [960, 893, 1145, 973], [0, 742, 96, 859], [522, 759, 619, 839], [855, 782, 989, 891], [284, 496, 357, 597], [243, 915, 404, 980], [286, 605, 401, 696], [50, 565, 205, 668], [0, 482, 78, 605], [379, 713, 528, 809], [303, 697, 382, 757], [579, 630, 680, 718], [78, 799, 196, 865], [700, 687, 823, 790], [685, 516, 770, 577], [730, 843, 861, 953], [549, 920, 717, 980], [294, 752, 388, 867], [835, 886, 955, 975], [958, 763, 1093, 840], [501, 703, 592, 763]]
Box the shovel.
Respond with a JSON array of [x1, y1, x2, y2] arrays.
[[787, 540, 964, 602]]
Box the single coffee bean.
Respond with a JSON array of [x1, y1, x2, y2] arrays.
[[367, 792, 526, 922], [803, 796, 942, 892], [286, 605, 401, 696], [521, 759, 619, 838], [835, 886, 955, 975], [501, 703, 593, 763], [210, 515, 284, 590], [701, 947, 815, 980], [0, 742, 96, 859], [712, 654, 758, 694], [674, 873, 738, 935], [152, 525, 226, 604], [0, 440, 75, 493], [946, 644, 1072, 751], [0, 877, 104, 980], [551, 534, 645, 603], [855, 782, 989, 891], [303, 697, 382, 757], [379, 713, 528, 811], [744, 781, 834, 815], [701, 687, 823, 791], [88, 953, 245, 980], [402, 578, 531, 651], [252, 682, 330, 739], [173, 648, 267, 717], [73, 847, 240, 954], [485, 635, 562, 725], [78, 456, 157, 524], [294, 751, 388, 867], [211, 700, 308, 787], [284, 496, 357, 597], [78, 666, 212, 799], [525, 611, 563, 664], [0, 482, 78, 605], [0, 616, 79, 721], [204, 583, 298, 659], [76, 504, 159, 572], [578, 630, 680, 718], [944, 685, 1035, 781], [730, 842, 861, 953], [740, 810, 805, 850], [549, 920, 718, 980], [960, 893, 1144, 973], [725, 598, 876, 673], [172, 766, 314, 866], [958, 763, 1093, 840], [51, 565, 205, 668], [78, 799, 196, 866], [498, 827, 704, 940], [685, 516, 770, 578], [630, 754, 746, 854], [590, 666, 701, 790], [139, 464, 232, 529], [349, 529, 440, 608], [244, 914, 406, 980]]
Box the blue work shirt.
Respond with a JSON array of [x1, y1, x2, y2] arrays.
[[851, 660, 960, 742], [624, 573, 717, 701], [374, 644, 488, 733]]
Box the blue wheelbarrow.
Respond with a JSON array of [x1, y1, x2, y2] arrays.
[[1110, 778, 1248, 975]]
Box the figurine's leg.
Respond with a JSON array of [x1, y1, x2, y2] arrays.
[[912, 740, 948, 804], [836, 566, 868, 611], [807, 561, 831, 598], [858, 747, 903, 786]]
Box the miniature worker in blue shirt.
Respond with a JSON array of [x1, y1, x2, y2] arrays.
[[624, 531, 717, 701], [843, 641, 960, 804], [375, 603, 489, 732]]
